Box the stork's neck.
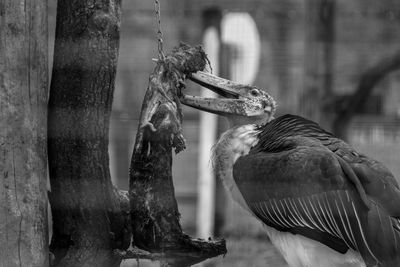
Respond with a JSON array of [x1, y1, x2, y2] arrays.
[[212, 124, 260, 209]]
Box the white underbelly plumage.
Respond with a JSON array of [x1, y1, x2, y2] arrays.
[[263, 225, 365, 267], [212, 125, 366, 267]]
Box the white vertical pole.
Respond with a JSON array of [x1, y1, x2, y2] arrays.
[[196, 27, 220, 239]]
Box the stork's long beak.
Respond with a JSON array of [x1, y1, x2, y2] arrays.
[[180, 71, 275, 118], [189, 71, 246, 99], [179, 95, 259, 117]]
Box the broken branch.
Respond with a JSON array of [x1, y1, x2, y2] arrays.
[[129, 43, 226, 267]]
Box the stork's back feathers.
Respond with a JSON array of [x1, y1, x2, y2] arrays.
[[254, 114, 334, 152]]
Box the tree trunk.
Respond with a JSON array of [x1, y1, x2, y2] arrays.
[[48, 1, 129, 266], [0, 0, 49, 266], [301, 0, 336, 126]]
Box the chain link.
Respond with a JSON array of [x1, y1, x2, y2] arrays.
[[154, 0, 165, 60]]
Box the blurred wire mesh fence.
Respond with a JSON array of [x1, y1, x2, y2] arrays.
[[48, 0, 400, 266]]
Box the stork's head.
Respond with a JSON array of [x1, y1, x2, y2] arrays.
[[180, 71, 276, 126]]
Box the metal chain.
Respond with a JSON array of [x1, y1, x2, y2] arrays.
[[154, 0, 165, 60]]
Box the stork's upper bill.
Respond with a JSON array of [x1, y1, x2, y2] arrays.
[[180, 71, 277, 125]]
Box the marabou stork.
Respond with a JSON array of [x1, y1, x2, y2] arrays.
[[180, 71, 400, 267]]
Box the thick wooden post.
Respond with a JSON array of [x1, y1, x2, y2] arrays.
[[48, 1, 129, 266], [0, 0, 49, 266]]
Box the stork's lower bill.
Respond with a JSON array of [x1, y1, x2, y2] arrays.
[[181, 71, 400, 267]]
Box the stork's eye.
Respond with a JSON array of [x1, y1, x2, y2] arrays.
[[250, 89, 260, 97]]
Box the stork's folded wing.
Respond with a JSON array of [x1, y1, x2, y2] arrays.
[[233, 146, 400, 266]]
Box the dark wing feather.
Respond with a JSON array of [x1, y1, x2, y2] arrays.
[[233, 115, 400, 265], [255, 114, 400, 217]]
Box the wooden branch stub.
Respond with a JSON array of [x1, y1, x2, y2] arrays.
[[129, 43, 226, 266], [115, 238, 226, 265]]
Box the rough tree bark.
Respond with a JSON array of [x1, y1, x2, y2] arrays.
[[332, 50, 400, 140], [0, 1, 49, 266], [128, 44, 226, 267], [48, 1, 129, 266]]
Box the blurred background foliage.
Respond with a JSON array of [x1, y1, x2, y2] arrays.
[[48, 0, 400, 266]]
